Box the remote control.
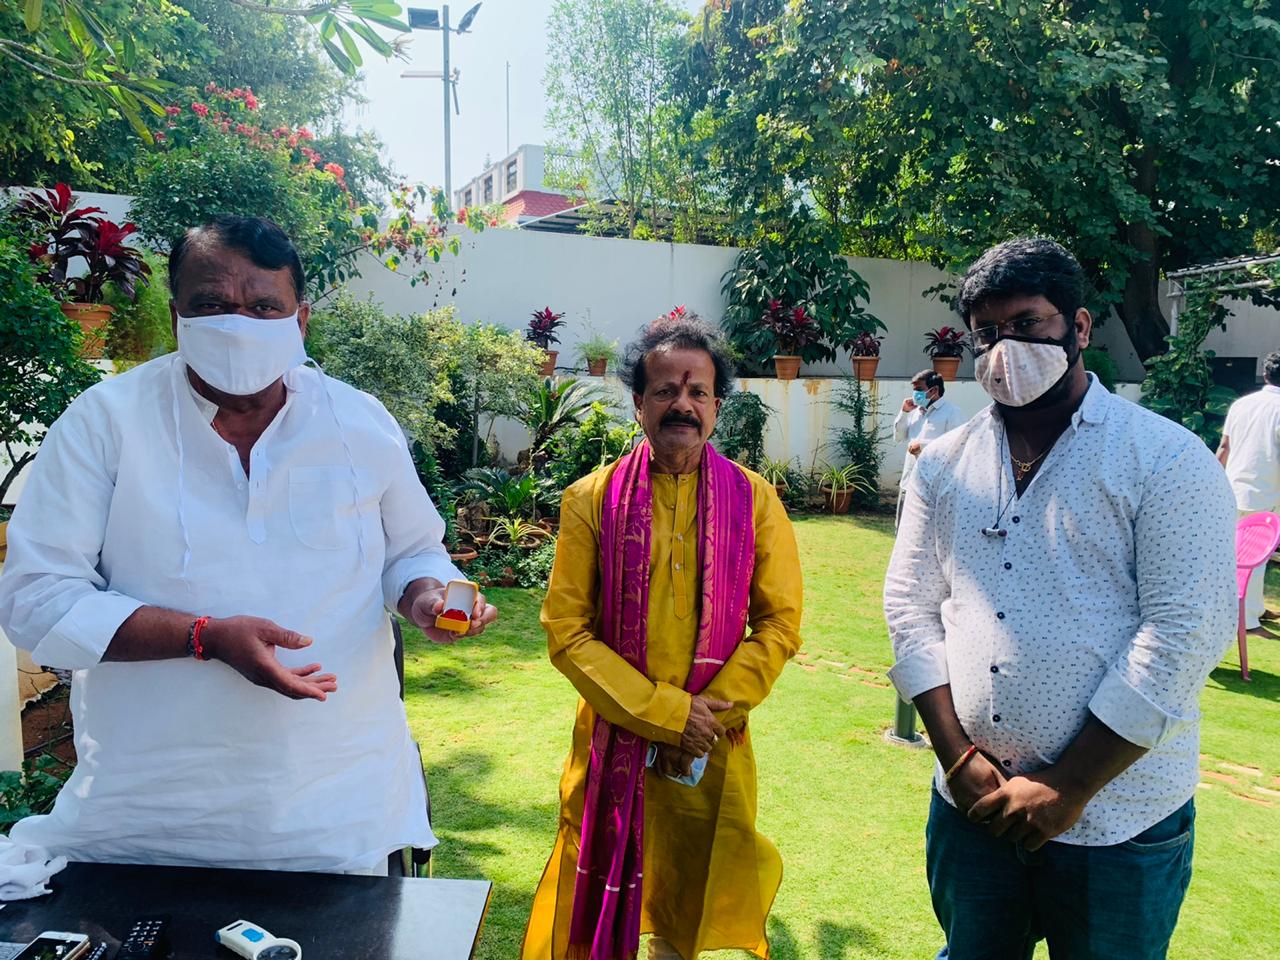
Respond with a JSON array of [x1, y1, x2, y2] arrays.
[[117, 916, 170, 959]]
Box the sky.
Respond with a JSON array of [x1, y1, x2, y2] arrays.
[[343, 0, 702, 196]]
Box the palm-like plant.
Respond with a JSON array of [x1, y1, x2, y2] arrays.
[[456, 467, 539, 519], [487, 516, 553, 548], [523, 376, 608, 459]]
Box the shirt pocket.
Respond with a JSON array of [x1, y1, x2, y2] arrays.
[[288, 465, 361, 551]]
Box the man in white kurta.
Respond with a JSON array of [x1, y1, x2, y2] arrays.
[[1218, 350, 1280, 630], [0, 216, 493, 872]]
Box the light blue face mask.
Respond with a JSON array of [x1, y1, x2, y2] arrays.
[[645, 743, 708, 787], [912, 389, 931, 408]]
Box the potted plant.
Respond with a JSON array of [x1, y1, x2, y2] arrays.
[[15, 184, 151, 359], [923, 326, 967, 381], [527, 306, 566, 376], [575, 331, 620, 376], [761, 300, 820, 380], [817, 462, 875, 515], [761, 456, 793, 500], [845, 331, 884, 381]]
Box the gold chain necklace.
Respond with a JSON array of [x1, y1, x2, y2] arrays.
[[1010, 445, 1051, 481]]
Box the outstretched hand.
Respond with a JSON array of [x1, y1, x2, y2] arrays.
[[201, 615, 338, 702]]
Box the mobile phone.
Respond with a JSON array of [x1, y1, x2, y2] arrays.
[[13, 932, 90, 960]]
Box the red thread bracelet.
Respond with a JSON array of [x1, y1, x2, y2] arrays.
[[189, 616, 211, 661], [944, 744, 978, 783]]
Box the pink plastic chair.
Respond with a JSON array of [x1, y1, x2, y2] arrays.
[[1235, 512, 1280, 681]]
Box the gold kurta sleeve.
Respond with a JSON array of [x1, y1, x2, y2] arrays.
[[700, 475, 803, 731], [540, 471, 692, 747]]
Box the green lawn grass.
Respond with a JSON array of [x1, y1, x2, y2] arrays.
[[402, 516, 1280, 959]]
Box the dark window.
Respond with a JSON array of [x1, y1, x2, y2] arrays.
[[483, 176, 493, 203], [464, 188, 473, 207], [506, 159, 518, 193]]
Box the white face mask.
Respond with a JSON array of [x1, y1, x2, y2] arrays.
[[974, 337, 1070, 407], [177, 312, 307, 396]]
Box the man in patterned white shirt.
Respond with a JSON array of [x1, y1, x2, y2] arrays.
[[885, 238, 1235, 960]]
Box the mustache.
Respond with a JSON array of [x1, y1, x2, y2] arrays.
[[661, 413, 702, 429]]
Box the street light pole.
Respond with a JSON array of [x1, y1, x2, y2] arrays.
[[441, 4, 452, 204]]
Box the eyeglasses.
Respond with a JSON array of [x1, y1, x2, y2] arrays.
[[970, 312, 1064, 348]]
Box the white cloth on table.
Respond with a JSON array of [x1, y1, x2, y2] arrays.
[[885, 375, 1236, 845], [0, 354, 461, 872], [0, 836, 66, 901]]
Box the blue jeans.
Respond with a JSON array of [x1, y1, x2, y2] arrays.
[[926, 789, 1195, 960]]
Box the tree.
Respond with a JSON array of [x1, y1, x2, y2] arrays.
[[0, 0, 407, 191], [749, 0, 1280, 360], [544, 0, 693, 238]]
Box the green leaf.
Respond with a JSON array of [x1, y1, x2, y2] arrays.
[[358, 11, 412, 33], [23, 0, 43, 32], [322, 38, 356, 74], [348, 20, 394, 56], [336, 23, 364, 68]]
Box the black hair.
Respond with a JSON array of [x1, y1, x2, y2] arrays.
[[912, 368, 945, 397], [620, 312, 735, 399], [1265, 351, 1280, 387], [168, 215, 306, 300], [953, 237, 1084, 328]]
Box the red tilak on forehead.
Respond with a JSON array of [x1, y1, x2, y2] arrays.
[[680, 370, 691, 386]]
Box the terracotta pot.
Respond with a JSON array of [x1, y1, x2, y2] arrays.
[[931, 355, 962, 381], [449, 547, 478, 566], [773, 355, 802, 380], [587, 358, 607, 376], [821, 486, 853, 515], [772, 483, 788, 501], [540, 350, 559, 377], [61, 302, 114, 359], [851, 356, 880, 381]]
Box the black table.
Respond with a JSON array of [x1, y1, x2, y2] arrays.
[[0, 863, 492, 959]]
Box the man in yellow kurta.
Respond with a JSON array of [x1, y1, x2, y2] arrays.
[[522, 314, 803, 960]]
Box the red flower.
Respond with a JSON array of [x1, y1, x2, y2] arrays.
[[456, 207, 467, 224], [271, 126, 288, 139], [191, 102, 209, 118], [154, 131, 166, 143], [235, 123, 252, 135], [28, 242, 47, 261], [323, 162, 345, 179], [488, 218, 499, 227], [232, 87, 244, 98], [297, 127, 314, 141], [204, 82, 217, 94], [287, 134, 299, 147], [164, 105, 181, 116], [244, 93, 259, 110]]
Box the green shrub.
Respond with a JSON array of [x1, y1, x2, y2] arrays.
[[470, 541, 559, 590], [547, 402, 641, 489], [1082, 346, 1118, 393], [0, 755, 69, 834], [309, 294, 542, 477], [130, 133, 364, 296], [0, 237, 101, 504], [712, 391, 772, 471], [105, 252, 176, 365]]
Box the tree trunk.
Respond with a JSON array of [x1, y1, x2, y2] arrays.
[[1115, 147, 1170, 363]]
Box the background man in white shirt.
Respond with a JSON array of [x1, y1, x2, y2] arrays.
[[0, 216, 497, 873], [885, 238, 1235, 960], [893, 369, 968, 525], [1217, 351, 1280, 632]]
